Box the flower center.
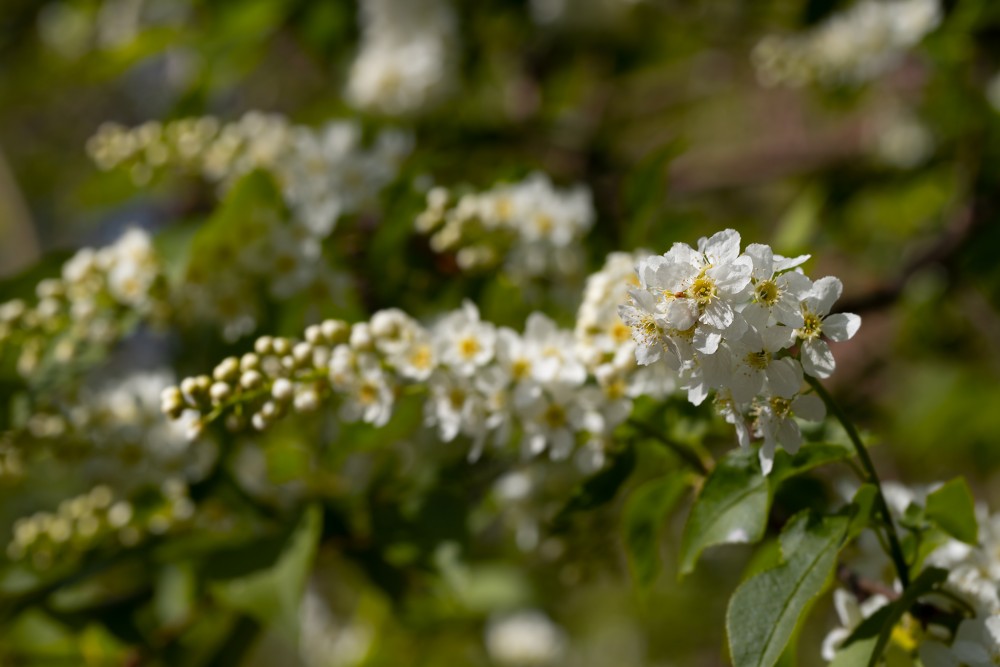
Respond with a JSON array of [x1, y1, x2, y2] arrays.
[[448, 388, 466, 409], [511, 358, 532, 379], [688, 274, 717, 305], [542, 403, 567, 429], [458, 336, 480, 359], [754, 279, 780, 306], [769, 396, 791, 417], [799, 311, 823, 339], [535, 213, 554, 234], [611, 320, 632, 344], [358, 381, 379, 405], [745, 350, 771, 370], [409, 345, 433, 370]]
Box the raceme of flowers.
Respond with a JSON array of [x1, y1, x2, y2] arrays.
[[752, 0, 941, 87], [87, 112, 412, 238], [87, 112, 411, 338], [5, 479, 194, 571], [619, 229, 861, 473], [0, 227, 166, 378], [13, 369, 214, 489], [346, 0, 458, 115], [161, 298, 648, 469], [415, 173, 596, 283]]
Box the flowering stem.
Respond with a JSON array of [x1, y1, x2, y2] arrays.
[[625, 418, 711, 475], [805, 376, 911, 589]]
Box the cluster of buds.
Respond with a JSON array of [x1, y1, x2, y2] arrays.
[[415, 173, 594, 283], [6, 480, 194, 570], [0, 228, 167, 378], [161, 320, 351, 437]]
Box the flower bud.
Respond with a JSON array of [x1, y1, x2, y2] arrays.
[[254, 336, 274, 356], [272, 378, 294, 402], [240, 353, 260, 371], [210, 381, 232, 403], [321, 319, 349, 344], [240, 370, 263, 390], [213, 357, 240, 382]]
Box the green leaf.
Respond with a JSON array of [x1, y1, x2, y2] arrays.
[[210, 505, 321, 640], [770, 443, 853, 485], [552, 444, 636, 528], [925, 478, 978, 545], [680, 442, 851, 577], [727, 511, 850, 667], [679, 448, 768, 576], [622, 472, 692, 590], [184, 170, 285, 289], [830, 567, 948, 667]]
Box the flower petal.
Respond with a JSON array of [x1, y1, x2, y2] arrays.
[[802, 339, 835, 379], [823, 312, 861, 342]]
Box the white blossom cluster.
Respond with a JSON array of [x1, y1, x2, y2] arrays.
[[87, 112, 412, 236], [162, 288, 660, 467], [18, 370, 214, 488], [0, 227, 166, 378], [346, 0, 458, 115], [415, 173, 595, 284], [752, 0, 941, 87], [575, 250, 676, 401], [5, 479, 194, 570], [87, 113, 411, 338], [619, 229, 860, 473]]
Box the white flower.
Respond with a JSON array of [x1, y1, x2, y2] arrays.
[[726, 324, 802, 404], [424, 371, 485, 444], [919, 614, 1000, 667], [796, 277, 862, 379], [345, 0, 457, 115], [618, 288, 669, 366], [752, 393, 826, 474], [434, 301, 497, 376], [335, 354, 396, 427], [484, 610, 566, 667], [743, 243, 812, 327], [517, 383, 589, 460]]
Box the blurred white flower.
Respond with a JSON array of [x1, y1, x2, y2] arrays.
[[485, 610, 567, 666]]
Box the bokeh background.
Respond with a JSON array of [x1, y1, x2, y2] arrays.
[[2, 0, 1000, 665]]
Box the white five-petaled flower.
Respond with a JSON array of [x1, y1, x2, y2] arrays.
[[796, 276, 861, 379], [743, 243, 812, 328], [752, 392, 826, 474], [435, 300, 497, 376]]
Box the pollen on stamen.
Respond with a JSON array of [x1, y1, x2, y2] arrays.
[[798, 311, 823, 339], [458, 337, 481, 358], [754, 280, 780, 306], [745, 350, 771, 370], [688, 275, 717, 305]]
